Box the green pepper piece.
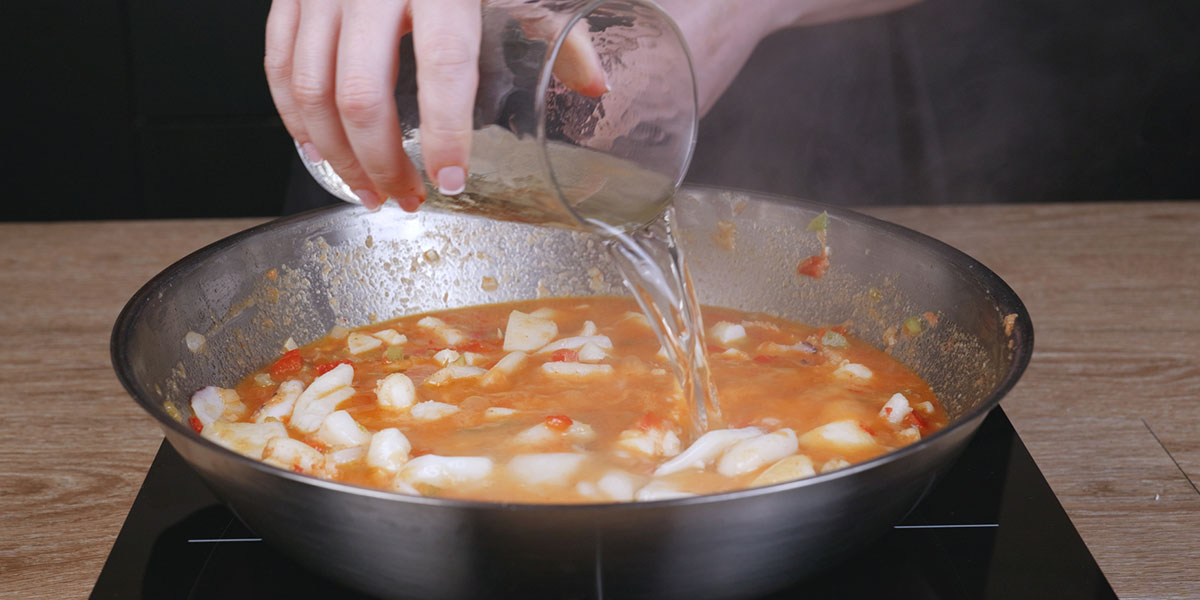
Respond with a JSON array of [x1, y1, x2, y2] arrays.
[[807, 211, 830, 232], [904, 316, 923, 335], [821, 330, 848, 347]]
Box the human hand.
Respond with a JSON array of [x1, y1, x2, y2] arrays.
[[265, 0, 606, 212]]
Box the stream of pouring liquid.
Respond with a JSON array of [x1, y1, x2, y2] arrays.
[[395, 126, 721, 433], [586, 208, 723, 436]]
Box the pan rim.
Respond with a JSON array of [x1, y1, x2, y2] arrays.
[[111, 185, 1034, 511]]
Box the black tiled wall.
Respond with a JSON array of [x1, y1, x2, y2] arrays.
[[2, 1, 1197, 221], [2, 0, 290, 220]]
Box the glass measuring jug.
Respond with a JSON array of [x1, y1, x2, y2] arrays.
[[298, 0, 698, 231]]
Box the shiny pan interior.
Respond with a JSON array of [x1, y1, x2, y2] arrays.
[[112, 185, 1033, 600]]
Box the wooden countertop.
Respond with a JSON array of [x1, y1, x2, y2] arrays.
[[1, 202, 1197, 598]]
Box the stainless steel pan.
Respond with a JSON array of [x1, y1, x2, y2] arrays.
[[111, 185, 1033, 599]]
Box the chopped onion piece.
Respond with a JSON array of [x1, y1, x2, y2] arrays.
[[425, 365, 486, 386], [411, 401, 460, 421], [184, 331, 205, 352], [708, 322, 747, 345], [833, 361, 872, 380], [347, 332, 383, 355], [540, 362, 614, 377], [752, 454, 815, 486], [503, 311, 558, 351], [366, 428, 412, 472], [372, 329, 407, 345], [507, 453, 586, 486]]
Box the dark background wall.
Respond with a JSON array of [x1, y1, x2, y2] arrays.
[[2, 0, 1197, 221], [3, 0, 290, 220]]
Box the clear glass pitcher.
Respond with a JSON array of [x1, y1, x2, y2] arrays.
[[299, 0, 697, 231]]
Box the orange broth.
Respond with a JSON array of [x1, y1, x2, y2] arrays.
[[217, 296, 945, 503]]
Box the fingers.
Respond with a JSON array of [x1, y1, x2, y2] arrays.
[[410, 0, 481, 194], [264, 0, 306, 145], [292, 0, 389, 209], [551, 21, 608, 97], [517, 12, 608, 98], [337, 0, 425, 208]]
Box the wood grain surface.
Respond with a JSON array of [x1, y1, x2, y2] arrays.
[[1, 203, 1196, 599]]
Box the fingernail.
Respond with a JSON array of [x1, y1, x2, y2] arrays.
[[436, 166, 466, 196], [396, 196, 422, 213], [355, 189, 381, 211], [301, 142, 323, 163]]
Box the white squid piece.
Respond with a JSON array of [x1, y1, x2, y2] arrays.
[[897, 426, 922, 444], [190, 386, 246, 428], [326, 446, 367, 465], [410, 401, 460, 421], [538, 335, 613, 354], [480, 351, 527, 388], [372, 329, 407, 345], [483, 406, 518, 420], [201, 421, 287, 458], [579, 320, 598, 336], [620, 311, 651, 328], [717, 428, 799, 477], [346, 332, 383, 355], [375, 372, 416, 410], [634, 480, 695, 501], [708, 322, 747, 346], [540, 362, 614, 377], [290, 363, 356, 433], [528, 307, 559, 320], [577, 342, 608, 362], [512, 420, 596, 447], [425, 365, 486, 386], [654, 427, 763, 476], [880, 393, 913, 424], [596, 470, 640, 502], [821, 457, 852, 473], [433, 348, 461, 366], [366, 428, 412, 472], [833, 361, 873, 380], [507, 453, 587, 486], [502, 311, 558, 351], [252, 380, 304, 424], [417, 316, 467, 346], [316, 410, 372, 449], [751, 454, 816, 487], [799, 420, 878, 451], [262, 437, 332, 476], [400, 455, 494, 489], [616, 426, 681, 458]]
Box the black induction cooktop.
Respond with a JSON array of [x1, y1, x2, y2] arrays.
[[91, 408, 1115, 599]]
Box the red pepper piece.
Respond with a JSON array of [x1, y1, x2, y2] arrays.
[[269, 349, 303, 378], [315, 359, 353, 375], [550, 349, 579, 362], [633, 412, 664, 431], [797, 254, 830, 279], [545, 414, 573, 432], [188, 416, 203, 434], [905, 411, 929, 429]]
